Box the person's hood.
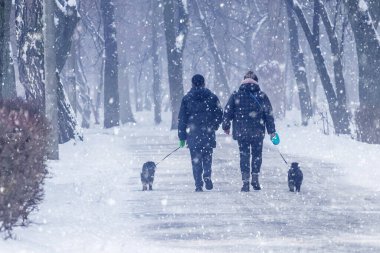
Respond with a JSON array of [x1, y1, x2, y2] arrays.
[[188, 87, 212, 101], [239, 78, 260, 93]]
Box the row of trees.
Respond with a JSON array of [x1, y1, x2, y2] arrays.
[[1, 0, 379, 148], [285, 0, 379, 142]]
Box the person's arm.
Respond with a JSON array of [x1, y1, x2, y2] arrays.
[[222, 94, 235, 133], [178, 97, 188, 142], [262, 94, 276, 135], [213, 96, 223, 130]]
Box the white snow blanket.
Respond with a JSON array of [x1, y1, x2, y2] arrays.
[[1, 112, 380, 253]]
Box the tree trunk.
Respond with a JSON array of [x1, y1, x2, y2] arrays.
[[15, 0, 82, 144], [163, 0, 188, 129], [0, 0, 4, 98], [344, 0, 380, 143], [15, 0, 45, 108], [0, 0, 16, 99], [101, 0, 120, 128], [318, 0, 350, 127], [367, 0, 380, 28], [119, 69, 135, 124], [55, 0, 82, 143], [192, 0, 230, 100], [2, 42, 17, 99], [94, 58, 104, 125], [75, 35, 92, 129], [151, 0, 162, 125], [44, 0, 59, 160], [67, 43, 77, 115], [286, 2, 313, 125], [286, 0, 350, 134]]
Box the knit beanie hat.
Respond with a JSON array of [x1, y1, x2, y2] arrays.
[[191, 74, 205, 87], [244, 71, 258, 82]]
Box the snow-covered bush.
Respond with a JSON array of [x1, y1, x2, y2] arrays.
[[0, 99, 48, 238]]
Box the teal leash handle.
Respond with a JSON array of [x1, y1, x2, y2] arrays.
[[155, 147, 181, 166]]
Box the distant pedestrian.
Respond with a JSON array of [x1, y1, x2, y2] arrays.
[[178, 74, 223, 192], [222, 71, 279, 192]]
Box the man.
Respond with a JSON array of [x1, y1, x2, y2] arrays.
[[178, 74, 223, 192], [222, 71, 279, 192]]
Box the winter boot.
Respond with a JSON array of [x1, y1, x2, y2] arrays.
[[148, 184, 153, 191], [251, 173, 261, 190], [241, 182, 250, 192], [142, 184, 148, 191], [204, 178, 213, 190]]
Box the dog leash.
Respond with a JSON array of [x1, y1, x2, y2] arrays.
[[278, 149, 288, 165], [155, 147, 181, 166]]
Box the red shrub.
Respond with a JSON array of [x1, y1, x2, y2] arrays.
[[0, 98, 49, 238]]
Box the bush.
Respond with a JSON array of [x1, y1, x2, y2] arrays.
[[0, 98, 48, 238]]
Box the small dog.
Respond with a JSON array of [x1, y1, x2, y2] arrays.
[[141, 161, 156, 191], [288, 162, 303, 192]]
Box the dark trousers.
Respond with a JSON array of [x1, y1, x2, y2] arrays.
[[238, 140, 263, 182], [189, 147, 213, 188]]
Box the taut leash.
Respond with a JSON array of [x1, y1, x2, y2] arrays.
[[278, 150, 288, 165], [155, 147, 181, 166]]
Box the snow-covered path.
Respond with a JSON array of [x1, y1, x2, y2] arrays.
[[126, 126, 380, 253], [1, 113, 380, 253]]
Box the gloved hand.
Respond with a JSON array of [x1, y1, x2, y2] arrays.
[[179, 140, 186, 148], [270, 132, 280, 145]]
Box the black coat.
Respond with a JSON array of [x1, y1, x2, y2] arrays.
[[222, 80, 276, 142], [178, 87, 223, 149]]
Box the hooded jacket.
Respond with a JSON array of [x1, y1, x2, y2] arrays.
[[222, 78, 275, 141], [178, 87, 223, 149]]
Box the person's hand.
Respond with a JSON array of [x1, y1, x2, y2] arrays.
[[270, 132, 280, 145], [224, 129, 230, 135], [179, 140, 186, 148]]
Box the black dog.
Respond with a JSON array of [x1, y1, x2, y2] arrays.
[[288, 162, 303, 192], [141, 161, 156, 191]]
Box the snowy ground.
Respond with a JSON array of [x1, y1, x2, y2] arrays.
[[1, 112, 380, 253]]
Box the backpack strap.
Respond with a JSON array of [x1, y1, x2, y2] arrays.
[[249, 92, 264, 112]]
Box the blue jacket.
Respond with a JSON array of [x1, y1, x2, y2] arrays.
[[222, 79, 276, 141], [178, 87, 223, 149]]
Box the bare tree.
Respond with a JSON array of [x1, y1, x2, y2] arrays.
[[0, 0, 5, 98], [0, 0, 16, 99], [15, 0, 45, 108], [344, 0, 380, 143], [163, 0, 189, 129], [285, 0, 350, 134], [317, 0, 348, 122], [286, 2, 313, 125], [15, 0, 82, 143], [192, 0, 230, 100], [44, 0, 59, 159], [101, 0, 120, 128], [151, 0, 162, 124]]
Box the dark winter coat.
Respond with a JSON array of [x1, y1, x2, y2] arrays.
[[178, 87, 223, 149], [222, 78, 276, 142]]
